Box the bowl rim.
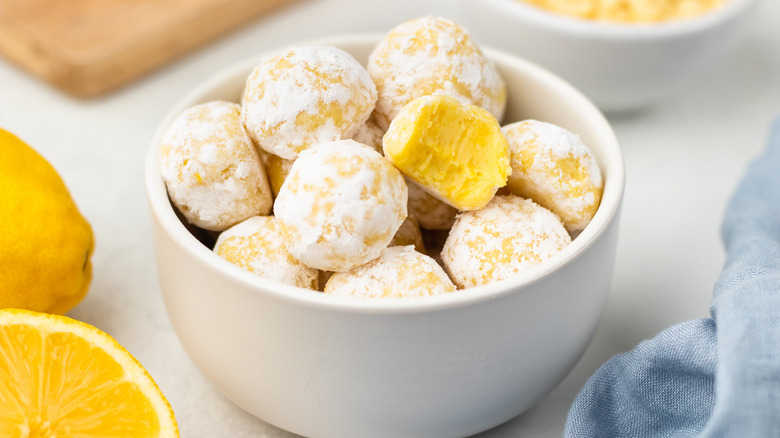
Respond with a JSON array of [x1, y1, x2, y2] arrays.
[[145, 33, 625, 315], [478, 0, 755, 39]]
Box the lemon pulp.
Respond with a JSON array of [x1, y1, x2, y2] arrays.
[[0, 309, 178, 438]]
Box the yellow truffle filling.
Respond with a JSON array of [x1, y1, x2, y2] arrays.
[[383, 95, 511, 211]]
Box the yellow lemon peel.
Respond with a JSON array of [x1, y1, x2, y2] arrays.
[[0, 129, 94, 314]]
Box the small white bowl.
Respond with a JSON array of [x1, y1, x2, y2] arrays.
[[459, 0, 755, 112], [146, 35, 624, 438]]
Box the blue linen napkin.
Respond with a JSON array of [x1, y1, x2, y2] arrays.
[[565, 117, 780, 438]]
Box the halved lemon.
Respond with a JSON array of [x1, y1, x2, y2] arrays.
[[0, 308, 179, 437]]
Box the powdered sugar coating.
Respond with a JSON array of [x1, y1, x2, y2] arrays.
[[368, 16, 506, 129], [274, 139, 408, 272], [214, 216, 318, 289], [441, 195, 571, 288], [160, 101, 272, 231], [324, 246, 456, 298], [502, 120, 603, 233], [242, 45, 377, 160]]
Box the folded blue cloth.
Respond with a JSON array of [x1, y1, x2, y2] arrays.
[[565, 117, 780, 438]]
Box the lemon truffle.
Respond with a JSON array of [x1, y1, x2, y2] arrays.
[[502, 120, 603, 234], [242, 45, 377, 160], [324, 245, 456, 298], [441, 195, 571, 288], [214, 216, 318, 289], [368, 16, 506, 129], [384, 94, 511, 211], [160, 101, 273, 231], [273, 139, 408, 272]]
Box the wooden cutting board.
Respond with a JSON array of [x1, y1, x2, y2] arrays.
[[0, 0, 298, 98]]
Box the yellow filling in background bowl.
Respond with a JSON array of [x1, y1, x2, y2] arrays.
[[517, 0, 726, 22]]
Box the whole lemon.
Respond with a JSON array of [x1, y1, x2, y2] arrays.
[[0, 128, 94, 314]]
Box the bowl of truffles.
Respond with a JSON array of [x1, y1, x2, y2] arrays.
[[146, 16, 624, 438]]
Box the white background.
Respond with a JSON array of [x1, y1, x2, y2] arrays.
[[1, 0, 778, 436]]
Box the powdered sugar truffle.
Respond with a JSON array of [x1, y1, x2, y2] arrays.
[[502, 120, 603, 233], [160, 101, 272, 231], [368, 16, 506, 129], [242, 45, 377, 160], [325, 245, 456, 298], [273, 139, 408, 272], [441, 195, 571, 288], [214, 216, 318, 289]]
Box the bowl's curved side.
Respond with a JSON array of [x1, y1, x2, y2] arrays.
[[145, 36, 624, 438], [148, 205, 620, 438]]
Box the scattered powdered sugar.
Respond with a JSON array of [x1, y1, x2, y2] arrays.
[[241, 45, 377, 160], [325, 246, 456, 297], [368, 16, 506, 129], [159, 101, 272, 231], [273, 139, 407, 272], [441, 196, 571, 288]]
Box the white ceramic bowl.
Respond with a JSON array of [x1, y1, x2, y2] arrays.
[[146, 35, 624, 438], [459, 0, 755, 113]]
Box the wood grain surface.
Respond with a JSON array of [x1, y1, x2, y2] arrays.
[[0, 0, 297, 98]]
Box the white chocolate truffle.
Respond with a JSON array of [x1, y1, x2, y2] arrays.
[[274, 139, 408, 272], [368, 16, 506, 130], [160, 101, 272, 231], [383, 94, 511, 212], [242, 45, 377, 160], [214, 216, 318, 289], [324, 246, 456, 298], [441, 195, 571, 288], [502, 120, 603, 234]]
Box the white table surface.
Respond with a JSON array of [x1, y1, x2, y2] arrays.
[[1, 0, 779, 436]]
